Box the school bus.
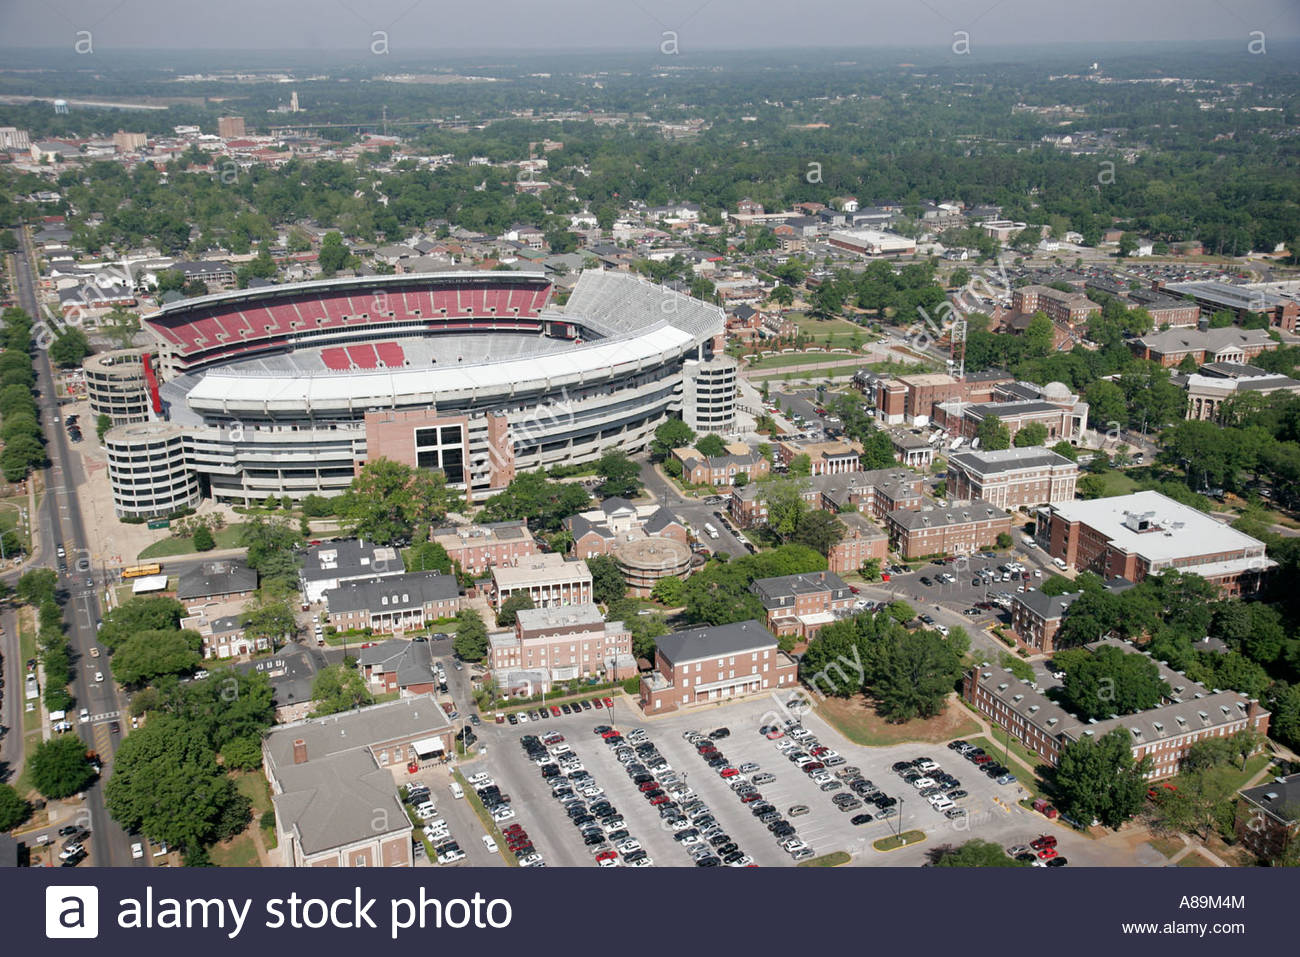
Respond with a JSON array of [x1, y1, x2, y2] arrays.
[[120, 563, 163, 579]]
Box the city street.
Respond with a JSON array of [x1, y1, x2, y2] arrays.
[[6, 225, 140, 867]]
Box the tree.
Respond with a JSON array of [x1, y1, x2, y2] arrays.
[[241, 590, 297, 648], [342, 458, 459, 544], [97, 596, 184, 652], [239, 515, 303, 588], [0, 782, 33, 831], [764, 478, 809, 541], [310, 664, 374, 716], [445, 602, 484, 657], [1057, 644, 1169, 720], [497, 592, 535, 627], [788, 453, 812, 477], [192, 525, 215, 551], [976, 416, 1010, 451], [478, 470, 590, 533], [1053, 728, 1150, 828], [931, 838, 1028, 867], [1085, 379, 1127, 432], [790, 509, 846, 556], [111, 630, 202, 685], [317, 231, 350, 276], [695, 433, 727, 458], [407, 540, 453, 575], [29, 735, 97, 799], [104, 715, 250, 849], [1014, 422, 1049, 447], [595, 449, 641, 499], [860, 558, 883, 582], [1023, 313, 1055, 357], [651, 576, 686, 606], [1050, 440, 1078, 462], [49, 327, 91, 367], [17, 568, 58, 606], [1117, 233, 1138, 258], [1151, 766, 1240, 841], [587, 554, 627, 606], [864, 627, 965, 722], [650, 418, 694, 461], [995, 532, 1013, 549]]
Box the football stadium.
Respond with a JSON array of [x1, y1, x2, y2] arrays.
[[98, 270, 734, 518]]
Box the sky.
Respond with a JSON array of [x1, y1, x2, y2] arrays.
[[1, 0, 1298, 52]]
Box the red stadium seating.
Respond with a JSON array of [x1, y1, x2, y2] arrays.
[[375, 342, 405, 367], [321, 347, 351, 371]]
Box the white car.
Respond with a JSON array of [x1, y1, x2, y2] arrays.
[[492, 805, 516, 822], [415, 801, 438, 818], [930, 796, 955, 811], [781, 838, 808, 853], [78, 708, 90, 724], [615, 838, 641, 853], [727, 855, 754, 867], [94, 672, 104, 683], [436, 846, 466, 864], [911, 777, 937, 790], [59, 844, 84, 860], [481, 835, 499, 853], [467, 772, 493, 786], [131, 842, 144, 860], [627, 856, 654, 867], [516, 711, 529, 723]]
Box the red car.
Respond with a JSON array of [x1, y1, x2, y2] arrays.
[[765, 728, 785, 739], [810, 746, 829, 757], [739, 792, 762, 803], [719, 767, 739, 778], [973, 754, 993, 765], [601, 729, 620, 739], [602, 697, 615, 709], [802, 762, 825, 772], [638, 781, 660, 792], [1037, 847, 1058, 861], [649, 794, 670, 806], [1031, 834, 1058, 850], [595, 850, 618, 863]]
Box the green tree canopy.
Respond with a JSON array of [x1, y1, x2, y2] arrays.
[[497, 592, 535, 627], [931, 838, 1028, 867], [1056, 644, 1170, 720], [1053, 728, 1150, 829], [595, 448, 642, 499], [341, 458, 460, 544], [695, 433, 728, 458], [310, 663, 375, 716], [453, 608, 489, 662], [29, 734, 97, 799], [111, 629, 202, 685], [650, 418, 695, 461]]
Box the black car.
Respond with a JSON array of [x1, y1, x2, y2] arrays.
[[891, 761, 912, 773], [708, 833, 732, 848], [919, 576, 933, 587], [624, 849, 648, 863], [850, 813, 875, 825], [709, 728, 731, 740], [696, 856, 721, 867], [607, 829, 630, 843], [580, 699, 593, 711], [1046, 857, 1068, 867], [717, 842, 739, 857], [1015, 852, 1037, 864], [582, 832, 604, 846]]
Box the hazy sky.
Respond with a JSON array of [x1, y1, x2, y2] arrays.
[[1, 0, 1298, 52]]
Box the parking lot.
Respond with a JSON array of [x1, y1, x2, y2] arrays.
[[466, 694, 1126, 867]]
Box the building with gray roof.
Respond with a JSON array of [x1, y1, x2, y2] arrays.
[[324, 571, 462, 635]]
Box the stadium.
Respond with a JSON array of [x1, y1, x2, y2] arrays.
[[100, 270, 733, 518]]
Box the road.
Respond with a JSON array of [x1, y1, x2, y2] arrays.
[[637, 459, 752, 560], [8, 226, 139, 867]]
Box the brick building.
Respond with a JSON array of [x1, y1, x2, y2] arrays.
[[1129, 326, 1277, 368], [1126, 288, 1201, 328], [827, 512, 889, 575], [673, 443, 771, 486], [775, 438, 862, 475], [887, 503, 1013, 559], [1181, 365, 1300, 422], [356, 638, 438, 696], [963, 639, 1270, 780], [1236, 774, 1300, 863], [431, 520, 536, 576], [1011, 285, 1101, 324], [947, 447, 1079, 510], [563, 498, 688, 558], [639, 620, 799, 713], [751, 570, 855, 638], [263, 695, 453, 867], [488, 603, 635, 689], [1009, 590, 1080, 653], [324, 571, 463, 634], [1036, 490, 1273, 597], [490, 554, 593, 611]]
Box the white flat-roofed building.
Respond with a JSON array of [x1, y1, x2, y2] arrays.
[[490, 553, 593, 611], [827, 228, 917, 258], [1039, 490, 1273, 596]]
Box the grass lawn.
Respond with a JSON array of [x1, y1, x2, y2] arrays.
[[18, 606, 41, 736], [750, 363, 872, 382], [815, 694, 979, 747], [873, 830, 926, 852], [0, 493, 31, 552], [1148, 836, 1185, 860], [138, 524, 246, 560], [234, 770, 273, 816], [798, 850, 851, 867], [745, 351, 862, 371], [1230, 752, 1273, 790], [1089, 470, 1140, 497], [374, 690, 401, 705], [210, 834, 260, 868], [1176, 852, 1216, 867]]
